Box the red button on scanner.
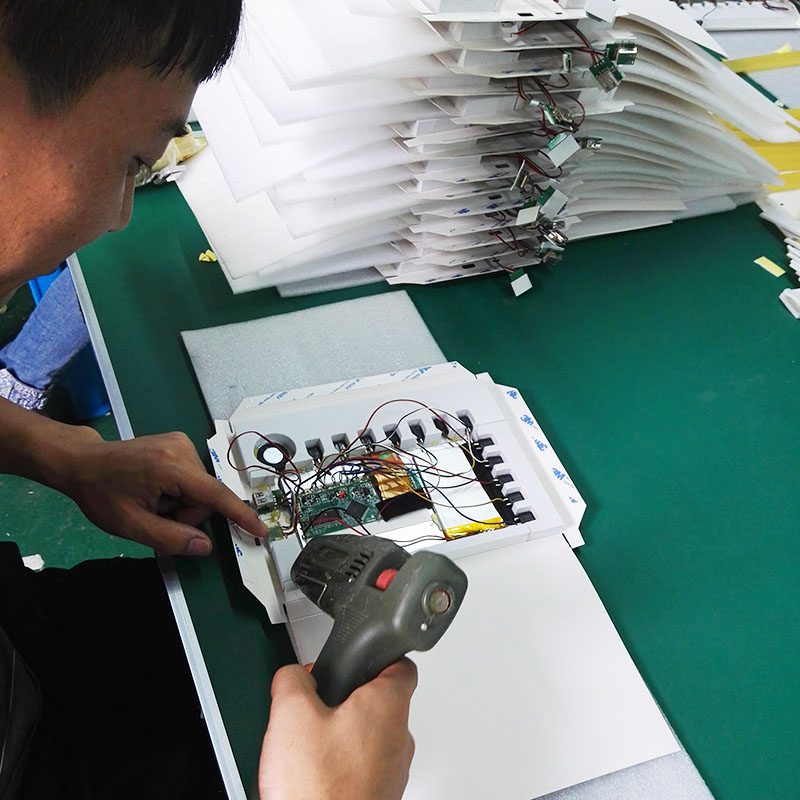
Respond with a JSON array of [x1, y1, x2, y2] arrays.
[[375, 569, 399, 591]]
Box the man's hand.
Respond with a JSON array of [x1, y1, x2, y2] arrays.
[[259, 660, 417, 800], [54, 428, 266, 556], [0, 398, 263, 555]]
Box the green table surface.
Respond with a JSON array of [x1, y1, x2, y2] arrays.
[[78, 183, 800, 800]]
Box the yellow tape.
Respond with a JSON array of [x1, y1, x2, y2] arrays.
[[749, 146, 800, 172], [725, 50, 800, 73], [753, 256, 786, 277], [768, 172, 800, 192], [721, 110, 800, 140]]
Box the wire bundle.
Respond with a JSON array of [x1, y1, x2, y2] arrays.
[[226, 398, 503, 545]]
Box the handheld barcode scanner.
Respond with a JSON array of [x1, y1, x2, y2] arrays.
[[291, 534, 468, 707]]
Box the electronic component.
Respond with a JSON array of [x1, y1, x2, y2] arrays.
[[543, 133, 580, 167], [252, 485, 277, 513], [590, 58, 624, 92], [293, 450, 432, 537], [577, 136, 603, 150], [250, 427, 522, 543], [373, 451, 414, 500], [510, 268, 533, 297], [212, 363, 584, 648], [297, 478, 383, 537], [531, 99, 575, 132], [510, 161, 530, 192], [548, 105, 575, 131], [516, 200, 540, 227], [264, 519, 286, 542], [540, 250, 563, 264], [345, 499, 369, 521], [253, 433, 296, 471], [605, 41, 638, 66], [467, 439, 523, 527], [537, 186, 568, 220], [539, 221, 569, 250]]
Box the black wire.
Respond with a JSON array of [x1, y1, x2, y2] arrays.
[[419, 474, 505, 528]]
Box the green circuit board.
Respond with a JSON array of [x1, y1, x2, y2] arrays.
[[297, 477, 383, 537]]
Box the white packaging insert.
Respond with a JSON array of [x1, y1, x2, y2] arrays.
[[209, 362, 678, 799]]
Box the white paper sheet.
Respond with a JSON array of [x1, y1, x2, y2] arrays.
[[405, 534, 679, 799]]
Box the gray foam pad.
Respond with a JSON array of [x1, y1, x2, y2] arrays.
[[276, 267, 383, 297], [541, 748, 714, 800], [181, 291, 444, 419]]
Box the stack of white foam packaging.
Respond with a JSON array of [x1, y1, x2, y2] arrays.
[[178, 0, 800, 296]]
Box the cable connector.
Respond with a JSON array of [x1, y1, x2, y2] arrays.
[[605, 41, 638, 66], [590, 58, 623, 92], [577, 136, 603, 150]]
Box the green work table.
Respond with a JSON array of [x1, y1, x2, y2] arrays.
[[72, 183, 800, 800]]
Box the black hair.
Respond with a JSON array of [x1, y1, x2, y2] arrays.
[[0, 0, 242, 113]]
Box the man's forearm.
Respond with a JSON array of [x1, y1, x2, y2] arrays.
[[0, 396, 99, 491]]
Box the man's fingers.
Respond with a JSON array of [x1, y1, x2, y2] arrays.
[[174, 504, 213, 529], [126, 507, 213, 556], [362, 658, 418, 710], [179, 469, 268, 538], [271, 664, 325, 708], [375, 658, 418, 694]]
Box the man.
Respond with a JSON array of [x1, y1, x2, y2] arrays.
[[0, 2, 416, 799]]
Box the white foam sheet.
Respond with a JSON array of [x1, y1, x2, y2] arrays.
[[247, 0, 451, 87], [539, 746, 714, 800], [404, 535, 679, 800], [175, 145, 331, 279], [176, 146, 406, 283], [235, 21, 419, 124], [181, 292, 444, 420], [617, 0, 726, 56], [714, 29, 800, 107], [193, 71, 398, 201], [275, 267, 384, 296]]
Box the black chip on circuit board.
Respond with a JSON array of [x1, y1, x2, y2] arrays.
[[345, 499, 369, 522]]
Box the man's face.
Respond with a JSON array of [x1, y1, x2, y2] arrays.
[[4, 65, 196, 283]]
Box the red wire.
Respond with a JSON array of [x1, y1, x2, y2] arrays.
[[545, 73, 571, 90], [571, 94, 587, 129], [335, 452, 499, 486], [514, 21, 541, 36], [531, 76, 556, 106], [308, 516, 366, 536], [516, 153, 562, 181], [539, 106, 558, 138], [488, 230, 519, 260], [563, 21, 599, 64], [312, 399, 477, 482]]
